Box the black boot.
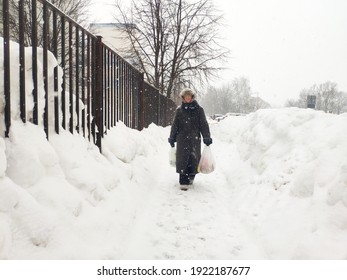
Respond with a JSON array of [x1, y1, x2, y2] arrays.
[[179, 174, 189, 190]]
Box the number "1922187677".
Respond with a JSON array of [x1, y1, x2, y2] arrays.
[[190, 266, 250, 276]]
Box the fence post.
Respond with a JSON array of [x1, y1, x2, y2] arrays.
[[138, 73, 145, 130], [32, 0, 38, 125], [158, 95, 162, 126], [43, 1, 49, 139], [95, 36, 104, 151], [19, 0, 26, 124], [52, 11, 59, 134], [68, 22, 74, 133], [3, 0, 11, 137]]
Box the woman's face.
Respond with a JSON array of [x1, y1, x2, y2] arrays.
[[183, 94, 193, 103]]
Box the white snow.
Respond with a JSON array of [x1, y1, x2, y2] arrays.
[[1, 38, 347, 260]]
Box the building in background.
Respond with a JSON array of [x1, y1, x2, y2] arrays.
[[89, 23, 137, 65]]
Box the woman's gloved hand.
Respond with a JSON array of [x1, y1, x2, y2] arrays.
[[168, 138, 176, 147], [203, 138, 213, 146]]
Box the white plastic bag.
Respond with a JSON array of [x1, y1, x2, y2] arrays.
[[169, 147, 176, 167], [198, 146, 216, 174]]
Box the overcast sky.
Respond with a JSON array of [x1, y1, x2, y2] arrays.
[[89, 0, 347, 107]]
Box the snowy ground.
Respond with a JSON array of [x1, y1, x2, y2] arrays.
[[1, 108, 347, 260]]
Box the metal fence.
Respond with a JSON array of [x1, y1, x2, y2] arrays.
[[1, 0, 176, 151]]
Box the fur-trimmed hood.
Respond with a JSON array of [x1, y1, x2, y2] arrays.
[[179, 88, 195, 99]]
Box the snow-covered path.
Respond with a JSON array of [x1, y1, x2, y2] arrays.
[[120, 174, 257, 259], [112, 120, 280, 260], [118, 128, 265, 260]]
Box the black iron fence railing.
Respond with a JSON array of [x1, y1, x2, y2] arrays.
[[1, 0, 176, 151]]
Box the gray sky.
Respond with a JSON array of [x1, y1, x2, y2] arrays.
[[89, 0, 347, 107]]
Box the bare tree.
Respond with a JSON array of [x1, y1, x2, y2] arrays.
[[200, 77, 270, 115], [231, 77, 252, 114], [285, 81, 347, 114], [285, 98, 302, 108], [287, 88, 313, 109], [114, 0, 229, 99], [334, 91, 347, 114], [201, 83, 233, 115]]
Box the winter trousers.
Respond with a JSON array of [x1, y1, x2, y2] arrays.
[[179, 174, 195, 185], [179, 154, 196, 185]]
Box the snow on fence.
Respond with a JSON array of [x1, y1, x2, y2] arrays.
[[0, 0, 176, 152]]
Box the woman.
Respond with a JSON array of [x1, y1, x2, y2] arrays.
[[168, 88, 212, 190]]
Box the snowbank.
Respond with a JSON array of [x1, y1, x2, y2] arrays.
[[213, 108, 347, 259]]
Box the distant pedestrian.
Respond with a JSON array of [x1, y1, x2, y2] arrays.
[[168, 88, 212, 190]]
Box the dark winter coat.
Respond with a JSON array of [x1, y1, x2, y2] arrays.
[[169, 100, 211, 174]]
